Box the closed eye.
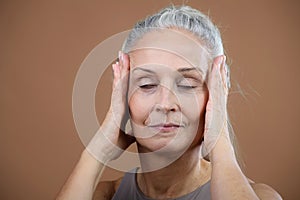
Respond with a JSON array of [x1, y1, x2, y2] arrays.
[[178, 85, 197, 89], [139, 84, 158, 89], [177, 78, 199, 89]]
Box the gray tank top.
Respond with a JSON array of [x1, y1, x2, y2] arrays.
[[112, 168, 211, 200]]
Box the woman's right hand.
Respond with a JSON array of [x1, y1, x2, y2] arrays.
[[86, 51, 135, 163]]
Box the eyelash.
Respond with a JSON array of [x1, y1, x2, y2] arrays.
[[139, 84, 158, 89], [178, 85, 197, 89], [139, 84, 197, 90]]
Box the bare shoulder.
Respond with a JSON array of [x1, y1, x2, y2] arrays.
[[249, 180, 283, 200], [92, 176, 124, 200]]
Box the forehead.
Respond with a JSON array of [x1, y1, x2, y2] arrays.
[[130, 49, 194, 72], [128, 28, 210, 73]]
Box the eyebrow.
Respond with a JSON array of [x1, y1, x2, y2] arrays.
[[178, 67, 203, 73], [132, 67, 155, 74], [132, 66, 203, 74]]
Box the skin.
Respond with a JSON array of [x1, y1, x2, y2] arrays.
[[128, 49, 207, 154], [56, 30, 282, 200]]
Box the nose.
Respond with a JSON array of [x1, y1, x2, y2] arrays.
[[154, 86, 179, 113]]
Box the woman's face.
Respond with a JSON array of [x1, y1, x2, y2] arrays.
[[127, 30, 210, 155]]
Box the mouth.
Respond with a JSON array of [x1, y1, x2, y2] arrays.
[[148, 123, 184, 132]]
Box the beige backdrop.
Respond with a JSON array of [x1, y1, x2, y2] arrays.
[[1, 0, 299, 199]]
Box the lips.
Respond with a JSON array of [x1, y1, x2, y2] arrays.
[[148, 123, 184, 132]]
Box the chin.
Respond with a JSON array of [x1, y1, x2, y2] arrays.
[[136, 136, 192, 157]]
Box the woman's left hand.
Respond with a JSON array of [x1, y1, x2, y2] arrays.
[[202, 55, 235, 161], [203, 56, 283, 200]]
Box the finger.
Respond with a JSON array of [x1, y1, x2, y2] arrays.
[[220, 56, 228, 92], [208, 56, 223, 96], [112, 62, 119, 78], [119, 51, 130, 79], [122, 51, 130, 71], [112, 62, 121, 88], [209, 55, 228, 98]]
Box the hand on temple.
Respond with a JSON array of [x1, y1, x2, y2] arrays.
[[86, 51, 135, 163], [202, 55, 234, 160]]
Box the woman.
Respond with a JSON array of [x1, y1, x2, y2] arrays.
[[57, 5, 282, 200]]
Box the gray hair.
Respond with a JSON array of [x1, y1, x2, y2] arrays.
[[122, 5, 230, 88], [122, 5, 224, 56]]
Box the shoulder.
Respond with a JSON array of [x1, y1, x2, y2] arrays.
[[93, 176, 124, 200], [249, 180, 283, 200]]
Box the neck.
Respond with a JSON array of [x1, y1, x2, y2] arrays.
[[137, 146, 210, 199]]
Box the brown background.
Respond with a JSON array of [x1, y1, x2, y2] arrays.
[[1, 0, 299, 199]]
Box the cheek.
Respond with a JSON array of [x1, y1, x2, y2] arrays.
[[179, 93, 208, 121], [128, 93, 151, 124]]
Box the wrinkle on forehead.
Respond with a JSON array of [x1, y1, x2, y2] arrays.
[[128, 28, 211, 75]]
